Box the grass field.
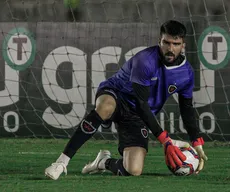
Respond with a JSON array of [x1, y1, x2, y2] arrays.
[[0, 139, 230, 192]]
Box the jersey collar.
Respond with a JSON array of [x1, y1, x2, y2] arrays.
[[163, 56, 187, 69], [158, 47, 187, 69]]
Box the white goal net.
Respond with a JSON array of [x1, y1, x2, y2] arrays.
[[0, 0, 229, 141]]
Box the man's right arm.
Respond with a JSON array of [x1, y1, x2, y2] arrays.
[[132, 82, 187, 169], [129, 52, 188, 169]]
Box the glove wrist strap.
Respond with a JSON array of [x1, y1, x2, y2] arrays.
[[192, 137, 204, 147], [157, 130, 171, 144]]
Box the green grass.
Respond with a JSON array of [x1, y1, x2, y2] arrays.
[[0, 139, 230, 192]]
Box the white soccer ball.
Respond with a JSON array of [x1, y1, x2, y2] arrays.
[[168, 146, 199, 176]]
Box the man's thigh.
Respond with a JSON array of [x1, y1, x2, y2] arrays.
[[95, 89, 149, 156], [116, 111, 149, 156]]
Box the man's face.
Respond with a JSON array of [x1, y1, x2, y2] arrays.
[[159, 34, 185, 63]]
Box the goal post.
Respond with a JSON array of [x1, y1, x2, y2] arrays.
[[0, 0, 229, 141]]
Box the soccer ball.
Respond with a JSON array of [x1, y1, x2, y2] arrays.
[[168, 146, 199, 176]]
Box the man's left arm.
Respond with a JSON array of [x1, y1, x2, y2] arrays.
[[178, 95, 208, 174]]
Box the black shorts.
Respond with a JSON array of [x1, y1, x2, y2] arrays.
[[96, 88, 149, 156]]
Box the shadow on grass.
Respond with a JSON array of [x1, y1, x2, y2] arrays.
[[21, 171, 172, 181], [67, 171, 173, 177], [142, 172, 172, 177], [23, 176, 48, 180]]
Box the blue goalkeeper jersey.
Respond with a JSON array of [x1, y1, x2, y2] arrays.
[[98, 46, 194, 115]]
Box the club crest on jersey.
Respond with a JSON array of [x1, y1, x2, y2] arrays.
[[168, 85, 177, 94], [81, 120, 97, 134], [141, 128, 148, 138]]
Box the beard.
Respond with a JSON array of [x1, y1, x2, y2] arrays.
[[164, 52, 176, 63]]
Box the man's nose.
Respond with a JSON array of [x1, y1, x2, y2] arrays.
[[168, 44, 173, 52]]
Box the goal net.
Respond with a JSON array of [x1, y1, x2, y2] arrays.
[[0, 0, 229, 141]]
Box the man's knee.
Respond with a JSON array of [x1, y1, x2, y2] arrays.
[[123, 147, 146, 176], [95, 94, 116, 120], [124, 164, 143, 176]]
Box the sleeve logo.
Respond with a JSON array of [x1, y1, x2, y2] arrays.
[[168, 85, 177, 94], [141, 127, 148, 138], [81, 120, 97, 134]]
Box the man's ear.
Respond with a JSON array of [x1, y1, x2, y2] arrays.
[[182, 43, 186, 53], [183, 42, 186, 49], [181, 43, 186, 55], [158, 38, 161, 46]]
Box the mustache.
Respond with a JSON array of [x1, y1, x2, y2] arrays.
[[165, 52, 175, 57]]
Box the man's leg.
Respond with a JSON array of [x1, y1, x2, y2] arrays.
[[81, 146, 146, 176], [45, 93, 116, 180], [105, 146, 147, 176], [82, 112, 149, 176], [106, 114, 149, 176], [81, 94, 149, 176]]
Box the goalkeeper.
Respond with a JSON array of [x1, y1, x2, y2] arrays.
[[45, 20, 207, 179]]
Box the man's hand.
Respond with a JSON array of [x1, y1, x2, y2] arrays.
[[192, 137, 208, 174], [157, 131, 186, 169]]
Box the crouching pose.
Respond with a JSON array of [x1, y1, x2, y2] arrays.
[[45, 20, 207, 179]]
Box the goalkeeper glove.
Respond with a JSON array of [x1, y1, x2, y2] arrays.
[[192, 137, 208, 174], [157, 131, 186, 169]]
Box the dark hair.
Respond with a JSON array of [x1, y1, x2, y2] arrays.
[[160, 20, 187, 39]]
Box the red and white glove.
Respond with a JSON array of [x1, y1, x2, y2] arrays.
[[157, 131, 187, 169], [192, 137, 208, 174]]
